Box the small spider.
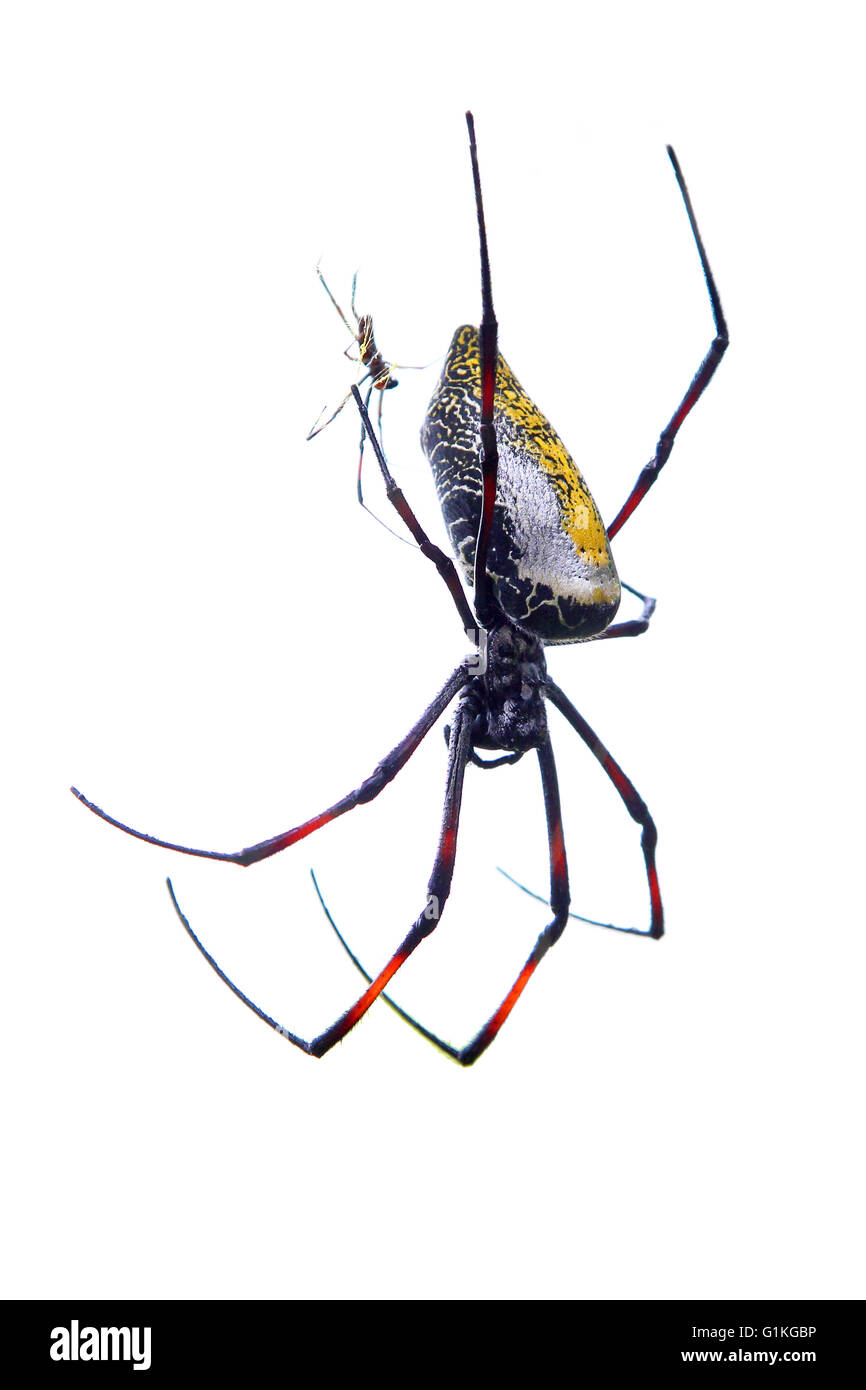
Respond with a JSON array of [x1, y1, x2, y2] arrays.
[[306, 263, 400, 453], [306, 263, 428, 541], [72, 112, 727, 1065]]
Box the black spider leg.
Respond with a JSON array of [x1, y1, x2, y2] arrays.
[[168, 693, 475, 1058], [496, 869, 654, 937], [607, 146, 728, 541], [465, 111, 500, 629], [356, 378, 376, 504], [543, 678, 663, 938], [350, 380, 416, 550], [468, 749, 523, 769], [592, 580, 657, 641], [355, 353, 441, 529], [310, 871, 464, 1062], [71, 665, 469, 865], [499, 576, 660, 920], [354, 362, 441, 554], [355, 379, 382, 503], [316, 735, 572, 1066], [352, 386, 478, 634], [442, 721, 524, 770]]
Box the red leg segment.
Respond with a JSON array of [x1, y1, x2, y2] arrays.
[[315, 735, 573, 1066], [167, 696, 475, 1058], [71, 664, 468, 866], [543, 678, 663, 938], [607, 146, 728, 541]]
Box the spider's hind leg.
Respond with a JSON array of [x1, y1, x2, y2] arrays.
[[167, 692, 476, 1059], [315, 735, 572, 1065], [543, 678, 663, 939]]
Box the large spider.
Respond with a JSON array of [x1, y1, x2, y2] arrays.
[[72, 112, 727, 1065]]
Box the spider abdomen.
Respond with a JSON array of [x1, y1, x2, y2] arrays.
[[421, 325, 621, 643]]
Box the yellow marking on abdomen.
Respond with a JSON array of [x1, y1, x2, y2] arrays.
[[455, 327, 611, 567]]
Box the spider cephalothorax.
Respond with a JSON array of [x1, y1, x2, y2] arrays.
[[467, 622, 549, 757], [72, 112, 727, 1064]]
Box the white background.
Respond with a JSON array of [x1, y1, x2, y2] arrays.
[[3, 1, 863, 1300]]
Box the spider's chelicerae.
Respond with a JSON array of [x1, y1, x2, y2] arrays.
[[73, 112, 727, 1065]]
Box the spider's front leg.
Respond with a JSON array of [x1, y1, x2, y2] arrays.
[[351, 387, 477, 633], [169, 694, 476, 1058], [607, 146, 728, 542]]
